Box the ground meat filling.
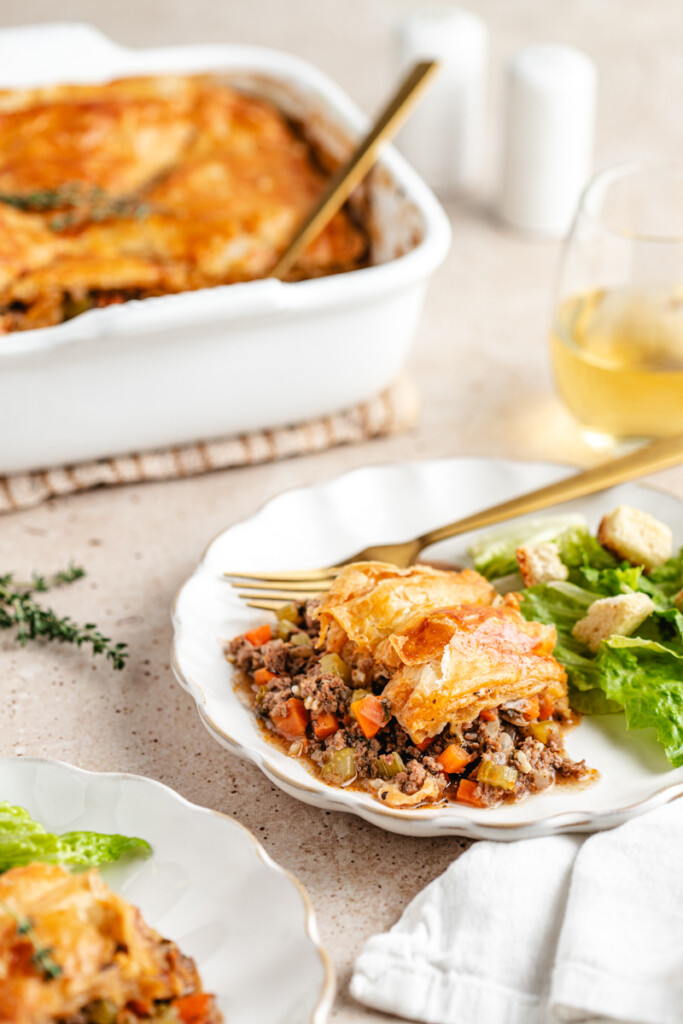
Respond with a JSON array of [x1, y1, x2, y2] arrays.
[[299, 668, 351, 715], [226, 600, 589, 808]]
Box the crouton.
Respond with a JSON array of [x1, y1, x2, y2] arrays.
[[572, 593, 655, 653], [597, 505, 673, 571], [516, 542, 569, 587]]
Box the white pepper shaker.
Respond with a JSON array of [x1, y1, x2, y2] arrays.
[[499, 44, 598, 238], [396, 7, 488, 193]]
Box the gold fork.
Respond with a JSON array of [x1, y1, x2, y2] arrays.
[[226, 433, 683, 609], [269, 60, 439, 280]]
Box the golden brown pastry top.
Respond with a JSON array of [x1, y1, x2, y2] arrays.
[[315, 561, 497, 655], [0, 862, 209, 1023], [383, 598, 567, 743], [0, 74, 368, 333]]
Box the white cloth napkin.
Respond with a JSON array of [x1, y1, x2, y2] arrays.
[[351, 800, 683, 1024]]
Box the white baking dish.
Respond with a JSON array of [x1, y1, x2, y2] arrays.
[[0, 23, 451, 475]]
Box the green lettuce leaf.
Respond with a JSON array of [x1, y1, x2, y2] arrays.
[[0, 803, 151, 872], [469, 513, 587, 580], [645, 548, 683, 595], [518, 566, 679, 694], [519, 580, 605, 692], [571, 563, 642, 595], [468, 512, 683, 763], [517, 543, 683, 764], [598, 636, 683, 766], [637, 549, 683, 611], [557, 525, 618, 573], [566, 685, 623, 716]]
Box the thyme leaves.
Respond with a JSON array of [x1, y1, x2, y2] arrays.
[[0, 565, 127, 670], [0, 182, 151, 230], [1, 903, 62, 980]]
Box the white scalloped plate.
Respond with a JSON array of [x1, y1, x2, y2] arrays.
[[0, 757, 334, 1023], [172, 457, 683, 839]]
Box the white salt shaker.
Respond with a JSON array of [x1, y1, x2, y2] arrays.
[[396, 7, 488, 193], [499, 44, 598, 238]]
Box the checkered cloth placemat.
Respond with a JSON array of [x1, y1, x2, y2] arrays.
[[0, 375, 419, 513]]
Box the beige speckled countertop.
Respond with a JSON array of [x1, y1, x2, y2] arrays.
[[2, 1, 683, 1020]]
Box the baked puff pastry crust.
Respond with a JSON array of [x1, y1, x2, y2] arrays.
[[0, 74, 368, 333], [315, 561, 497, 655], [382, 599, 567, 744], [0, 863, 221, 1024]]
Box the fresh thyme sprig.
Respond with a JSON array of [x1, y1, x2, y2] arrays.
[[1, 902, 62, 980], [0, 565, 127, 670], [0, 182, 151, 231]]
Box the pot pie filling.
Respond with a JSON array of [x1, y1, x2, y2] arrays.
[[0, 73, 369, 334], [227, 562, 590, 809]]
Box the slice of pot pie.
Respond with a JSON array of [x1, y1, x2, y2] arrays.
[[228, 562, 589, 810], [0, 862, 222, 1023]]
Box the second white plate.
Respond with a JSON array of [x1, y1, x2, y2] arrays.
[[0, 758, 333, 1023], [172, 457, 683, 839]]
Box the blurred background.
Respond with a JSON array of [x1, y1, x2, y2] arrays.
[[5, 0, 681, 176], [3, 0, 683, 465]]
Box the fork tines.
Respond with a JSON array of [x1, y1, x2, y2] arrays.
[[224, 567, 340, 610], [224, 569, 340, 582]]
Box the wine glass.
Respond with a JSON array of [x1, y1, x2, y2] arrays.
[[550, 161, 683, 449]]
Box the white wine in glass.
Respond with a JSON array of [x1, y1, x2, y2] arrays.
[[551, 164, 683, 447]]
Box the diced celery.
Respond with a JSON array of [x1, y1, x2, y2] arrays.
[[277, 619, 298, 640], [476, 760, 519, 791], [350, 688, 371, 705], [63, 294, 94, 321], [291, 632, 312, 648], [276, 603, 300, 624], [375, 752, 406, 779], [87, 1001, 118, 1024], [320, 748, 357, 784], [319, 652, 351, 682], [529, 720, 558, 745]]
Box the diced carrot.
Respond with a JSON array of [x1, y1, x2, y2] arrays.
[[254, 667, 276, 685], [436, 743, 472, 775], [479, 708, 497, 722], [456, 778, 487, 808], [523, 697, 540, 721], [416, 737, 433, 752], [128, 1001, 153, 1017], [313, 712, 339, 740], [272, 697, 309, 739], [350, 694, 388, 739], [245, 623, 272, 647], [539, 693, 555, 719], [175, 993, 213, 1024]]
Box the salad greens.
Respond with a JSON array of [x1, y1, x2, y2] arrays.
[[598, 637, 683, 765], [469, 518, 683, 766], [468, 513, 587, 580], [0, 802, 151, 872]]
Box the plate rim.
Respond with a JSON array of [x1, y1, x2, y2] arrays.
[[0, 755, 335, 1024], [170, 455, 683, 839]]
